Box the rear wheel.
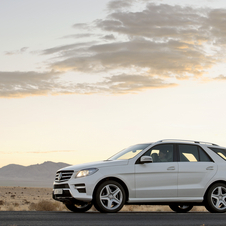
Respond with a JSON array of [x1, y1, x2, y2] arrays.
[[169, 204, 193, 213], [94, 180, 126, 213], [65, 202, 92, 213], [205, 183, 226, 213]]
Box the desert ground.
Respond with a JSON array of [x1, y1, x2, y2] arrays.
[[0, 186, 65, 211], [0, 186, 207, 212]]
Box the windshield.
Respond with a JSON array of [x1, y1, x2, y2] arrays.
[[108, 143, 151, 160]]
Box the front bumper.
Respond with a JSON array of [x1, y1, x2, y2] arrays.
[[53, 174, 96, 204], [52, 182, 92, 205]]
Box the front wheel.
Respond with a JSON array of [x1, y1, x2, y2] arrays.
[[169, 204, 193, 213], [205, 183, 226, 213], [94, 180, 126, 213], [65, 202, 92, 212]]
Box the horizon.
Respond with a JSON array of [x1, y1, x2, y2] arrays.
[[0, 160, 71, 168], [1, 0, 226, 168]]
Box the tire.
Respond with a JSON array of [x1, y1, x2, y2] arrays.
[[169, 204, 193, 213], [205, 183, 226, 213], [94, 180, 126, 213], [65, 202, 92, 213]]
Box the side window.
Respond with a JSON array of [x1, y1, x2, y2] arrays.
[[179, 145, 199, 162], [179, 145, 212, 162], [199, 147, 212, 162], [143, 144, 174, 162]]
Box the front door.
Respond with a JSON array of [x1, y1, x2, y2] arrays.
[[135, 144, 178, 199]]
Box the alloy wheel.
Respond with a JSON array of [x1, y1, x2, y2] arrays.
[[100, 184, 123, 210], [211, 186, 226, 211]]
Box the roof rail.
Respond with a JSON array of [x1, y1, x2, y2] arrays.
[[156, 139, 219, 146]]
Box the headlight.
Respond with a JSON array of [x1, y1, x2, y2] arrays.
[[75, 168, 98, 178]]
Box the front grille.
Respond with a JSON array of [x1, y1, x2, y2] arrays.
[[55, 170, 74, 182]]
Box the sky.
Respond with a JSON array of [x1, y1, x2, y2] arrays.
[[1, 0, 226, 168]]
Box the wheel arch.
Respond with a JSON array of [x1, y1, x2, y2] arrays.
[[204, 180, 226, 200], [92, 177, 129, 202]]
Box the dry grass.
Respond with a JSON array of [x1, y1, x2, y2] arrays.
[[0, 186, 55, 211], [28, 200, 67, 211], [121, 205, 207, 212], [0, 186, 208, 212], [122, 205, 171, 212]]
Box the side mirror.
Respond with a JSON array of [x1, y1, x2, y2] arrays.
[[140, 156, 153, 164]]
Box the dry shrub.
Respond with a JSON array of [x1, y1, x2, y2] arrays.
[[11, 194, 16, 199], [191, 206, 207, 212], [5, 205, 15, 211], [13, 202, 19, 207], [121, 205, 171, 212], [121, 205, 208, 212], [28, 200, 67, 211], [0, 200, 4, 205], [23, 199, 30, 205], [91, 205, 97, 211]]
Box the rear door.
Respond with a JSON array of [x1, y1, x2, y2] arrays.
[[177, 144, 217, 198]]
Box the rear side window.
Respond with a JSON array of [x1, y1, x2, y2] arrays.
[[199, 148, 212, 162], [179, 144, 212, 162], [209, 148, 226, 161]]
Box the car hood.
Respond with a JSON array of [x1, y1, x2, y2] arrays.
[[57, 159, 129, 172]]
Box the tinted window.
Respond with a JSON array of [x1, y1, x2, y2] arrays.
[[179, 145, 199, 162], [179, 145, 212, 162], [199, 147, 212, 162], [143, 144, 174, 162], [209, 147, 226, 161]]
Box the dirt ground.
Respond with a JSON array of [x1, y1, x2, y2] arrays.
[[0, 186, 207, 212], [0, 186, 57, 211]]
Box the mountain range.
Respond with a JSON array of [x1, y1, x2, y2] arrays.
[[0, 161, 71, 188]]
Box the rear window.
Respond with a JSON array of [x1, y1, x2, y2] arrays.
[[209, 147, 226, 160]]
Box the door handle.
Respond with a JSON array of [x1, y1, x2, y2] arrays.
[[206, 166, 214, 170], [167, 166, 175, 170]]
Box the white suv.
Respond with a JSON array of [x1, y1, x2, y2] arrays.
[[53, 139, 226, 213]]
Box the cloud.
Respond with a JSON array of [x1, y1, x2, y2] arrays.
[[72, 23, 93, 31], [65, 74, 176, 94], [91, 74, 177, 94], [0, 70, 176, 97], [102, 34, 116, 40], [97, 3, 206, 41], [27, 150, 76, 154], [0, 150, 76, 154], [206, 8, 226, 45], [0, 71, 63, 98], [2, 2, 226, 98], [107, 0, 134, 11], [61, 33, 98, 39], [100, 3, 226, 47], [42, 42, 94, 55], [5, 47, 29, 55], [46, 3, 224, 81], [214, 74, 226, 80], [50, 38, 214, 78]]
